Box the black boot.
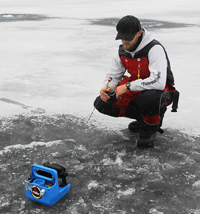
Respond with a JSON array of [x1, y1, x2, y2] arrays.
[[128, 120, 140, 132], [126, 100, 141, 132], [137, 120, 159, 148]]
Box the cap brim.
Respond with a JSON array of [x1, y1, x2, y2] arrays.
[[115, 32, 136, 41]]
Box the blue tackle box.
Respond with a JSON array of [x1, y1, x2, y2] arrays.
[[24, 163, 70, 206]]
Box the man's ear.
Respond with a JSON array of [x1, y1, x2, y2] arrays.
[[138, 30, 143, 37]]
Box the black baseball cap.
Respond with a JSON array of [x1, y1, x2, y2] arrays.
[[115, 15, 141, 41]]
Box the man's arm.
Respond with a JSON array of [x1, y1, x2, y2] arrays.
[[103, 52, 126, 93]]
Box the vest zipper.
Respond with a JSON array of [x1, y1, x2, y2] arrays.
[[137, 58, 141, 79]]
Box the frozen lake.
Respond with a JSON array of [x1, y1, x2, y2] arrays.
[[0, 0, 200, 136], [0, 1, 200, 214]]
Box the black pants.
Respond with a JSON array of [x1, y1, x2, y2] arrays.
[[94, 90, 171, 124]]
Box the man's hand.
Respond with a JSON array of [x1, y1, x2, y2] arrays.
[[115, 84, 128, 100], [100, 87, 111, 102]]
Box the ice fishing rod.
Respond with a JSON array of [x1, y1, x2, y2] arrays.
[[85, 77, 112, 125]]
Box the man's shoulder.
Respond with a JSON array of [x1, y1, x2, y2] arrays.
[[141, 39, 162, 51], [135, 39, 164, 58]]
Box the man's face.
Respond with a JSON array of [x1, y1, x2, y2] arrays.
[[121, 31, 141, 51]]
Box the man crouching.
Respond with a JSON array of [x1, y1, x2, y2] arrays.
[[94, 15, 178, 148]]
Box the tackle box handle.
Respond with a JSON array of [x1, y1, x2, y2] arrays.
[[31, 164, 59, 184]]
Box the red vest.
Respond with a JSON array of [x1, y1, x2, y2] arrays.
[[120, 56, 150, 81], [112, 40, 177, 117], [118, 39, 175, 91]]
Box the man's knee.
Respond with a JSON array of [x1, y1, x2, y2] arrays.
[[140, 90, 164, 102], [94, 96, 104, 113], [94, 96, 120, 117]]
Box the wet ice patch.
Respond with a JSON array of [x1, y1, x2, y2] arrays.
[[90, 18, 195, 30], [0, 14, 56, 22], [102, 155, 123, 166], [0, 164, 10, 172], [31, 108, 46, 114], [117, 188, 135, 198], [102, 151, 125, 166], [0, 98, 31, 109], [149, 208, 164, 214], [115, 155, 123, 165], [193, 180, 200, 189], [77, 197, 87, 207], [51, 152, 60, 157], [88, 180, 99, 190], [76, 145, 87, 151], [74, 164, 84, 171], [2, 14, 13, 18], [0, 140, 64, 156], [189, 209, 200, 214]]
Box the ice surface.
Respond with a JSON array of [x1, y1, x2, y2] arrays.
[[0, 139, 63, 156], [0, 0, 200, 136]]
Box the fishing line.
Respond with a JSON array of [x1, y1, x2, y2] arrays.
[[85, 77, 112, 125], [71, 77, 112, 158]]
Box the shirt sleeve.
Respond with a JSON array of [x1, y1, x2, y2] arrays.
[[129, 45, 167, 91], [103, 52, 126, 93]]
